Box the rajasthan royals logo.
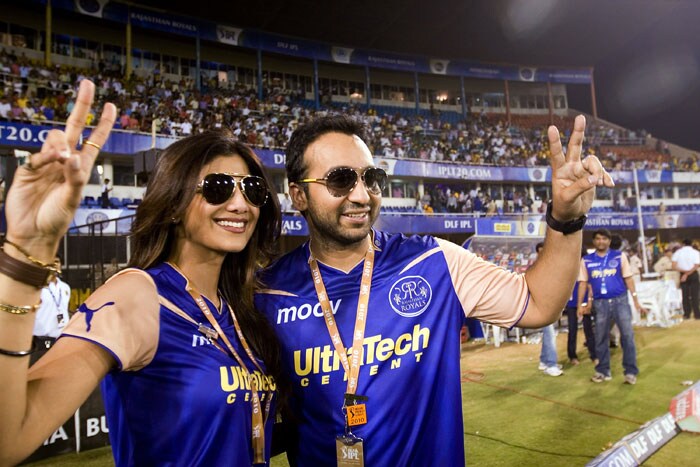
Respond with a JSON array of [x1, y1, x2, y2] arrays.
[[527, 168, 546, 181], [389, 275, 432, 317], [86, 211, 111, 233], [608, 259, 619, 269]]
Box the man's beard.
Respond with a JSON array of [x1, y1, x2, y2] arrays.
[[305, 203, 378, 249]]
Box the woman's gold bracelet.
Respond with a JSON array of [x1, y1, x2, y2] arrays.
[[2, 238, 61, 273], [0, 300, 42, 315]]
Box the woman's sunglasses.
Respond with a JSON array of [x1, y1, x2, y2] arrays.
[[195, 173, 269, 207], [298, 166, 388, 198]]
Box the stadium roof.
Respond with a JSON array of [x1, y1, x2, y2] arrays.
[[138, 0, 700, 150]]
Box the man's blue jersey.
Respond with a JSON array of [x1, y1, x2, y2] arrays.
[[63, 263, 276, 466], [567, 281, 589, 308], [256, 230, 528, 466], [582, 250, 629, 299]]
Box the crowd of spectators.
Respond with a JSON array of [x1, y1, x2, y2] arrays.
[[469, 239, 538, 274], [1, 47, 698, 173], [367, 112, 554, 167], [414, 185, 545, 215]]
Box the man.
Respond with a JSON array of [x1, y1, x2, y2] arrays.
[[654, 246, 680, 287], [31, 273, 71, 364], [566, 248, 596, 366], [280, 192, 293, 213], [100, 177, 113, 208], [653, 247, 674, 275], [256, 115, 612, 465], [628, 249, 643, 282], [672, 239, 700, 320], [535, 242, 563, 376], [578, 229, 643, 385], [0, 96, 11, 120]]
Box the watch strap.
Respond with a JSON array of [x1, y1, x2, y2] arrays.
[[545, 201, 587, 235]]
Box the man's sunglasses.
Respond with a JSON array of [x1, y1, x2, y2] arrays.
[[195, 173, 269, 207], [298, 166, 388, 198]]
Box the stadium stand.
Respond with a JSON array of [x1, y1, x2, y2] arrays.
[[0, 45, 682, 173], [0, 4, 699, 464], [0, 3, 698, 253]]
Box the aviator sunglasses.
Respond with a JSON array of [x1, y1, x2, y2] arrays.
[[298, 166, 388, 197], [195, 173, 270, 207]]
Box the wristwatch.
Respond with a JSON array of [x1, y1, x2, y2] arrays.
[[545, 201, 587, 235]]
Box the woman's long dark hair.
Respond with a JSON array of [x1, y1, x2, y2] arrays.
[[128, 130, 283, 386]]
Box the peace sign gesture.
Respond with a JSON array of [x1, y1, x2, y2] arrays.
[[4, 80, 117, 262], [547, 115, 615, 222]]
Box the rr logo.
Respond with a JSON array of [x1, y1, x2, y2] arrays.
[[389, 275, 432, 318], [400, 281, 419, 300]]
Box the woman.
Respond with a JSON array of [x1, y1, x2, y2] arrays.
[[0, 80, 283, 466]]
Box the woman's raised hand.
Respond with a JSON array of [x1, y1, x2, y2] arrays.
[[4, 80, 117, 260]]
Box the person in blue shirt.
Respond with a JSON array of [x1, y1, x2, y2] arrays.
[[565, 248, 596, 365], [535, 241, 563, 376], [578, 228, 644, 385], [256, 114, 614, 466], [0, 80, 283, 466]]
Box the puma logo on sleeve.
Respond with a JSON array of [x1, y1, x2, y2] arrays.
[[77, 301, 115, 332]]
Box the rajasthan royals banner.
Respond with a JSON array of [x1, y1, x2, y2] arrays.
[[63, 211, 700, 237], [278, 212, 700, 236]]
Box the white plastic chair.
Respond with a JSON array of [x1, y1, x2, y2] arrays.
[[480, 323, 502, 348]]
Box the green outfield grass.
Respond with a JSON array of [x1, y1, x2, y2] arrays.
[[27, 320, 700, 466]]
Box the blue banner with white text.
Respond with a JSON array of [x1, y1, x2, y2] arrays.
[[41, 0, 593, 84], [0, 122, 685, 184], [0, 122, 179, 155], [57, 210, 700, 237]]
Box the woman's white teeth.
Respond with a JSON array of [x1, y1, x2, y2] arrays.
[[218, 220, 245, 228]]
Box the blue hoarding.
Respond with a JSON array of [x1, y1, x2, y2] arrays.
[[43, 0, 593, 84], [0, 122, 683, 185], [62, 211, 700, 237]]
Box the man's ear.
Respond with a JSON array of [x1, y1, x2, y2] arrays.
[[289, 183, 308, 212]]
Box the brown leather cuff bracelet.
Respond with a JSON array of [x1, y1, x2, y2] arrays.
[[0, 247, 53, 288]]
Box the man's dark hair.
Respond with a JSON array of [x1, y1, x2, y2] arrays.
[[592, 228, 612, 240], [285, 115, 368, 183], [683, 238, 692, 246], [610, 234, 623, 250]]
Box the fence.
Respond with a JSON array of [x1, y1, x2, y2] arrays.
[[62, 213, 134, 310]]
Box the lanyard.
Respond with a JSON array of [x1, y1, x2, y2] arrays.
[[308, 243, 375, 396], [47, 281, 62, 310], [184, 283, 271, 465], [598, 251, 610, 285]]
